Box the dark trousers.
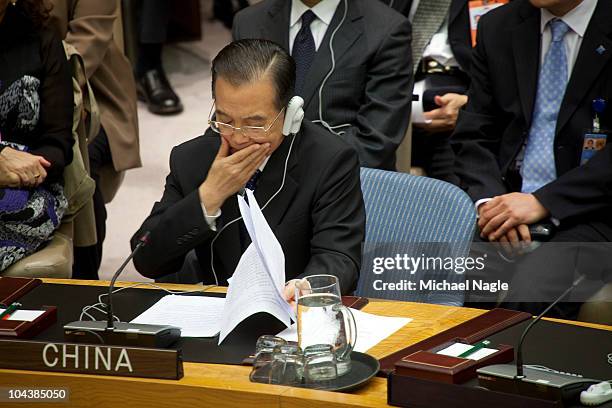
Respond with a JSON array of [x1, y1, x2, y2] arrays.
[[500, 222, 610, 319], [136, 0, 170, 77], [72, 128, 112, 280], [466, 222, 611, 320], [411, 126, 458, 184], [139, 0, 170, 44]]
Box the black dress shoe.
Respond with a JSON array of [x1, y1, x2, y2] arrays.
[[137, 68, 183, 115]]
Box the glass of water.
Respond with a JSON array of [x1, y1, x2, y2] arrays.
[[303, 344, 337, 384], [295, 275, 357, 376]]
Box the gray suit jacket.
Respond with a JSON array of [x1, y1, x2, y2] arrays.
[[233, 0, 413, 170]]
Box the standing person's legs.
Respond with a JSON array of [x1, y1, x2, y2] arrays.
[[411, 126, 457, 184], [72, 128, 112, 280], [136, 0, 183, 115]]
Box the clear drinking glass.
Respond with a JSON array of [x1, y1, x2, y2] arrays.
[[254, 335, 287, 368], [269, 344, 303, 385], [303, 344, 338, 384], [295, 275, 357, 376], [250, 335, 287, 384]]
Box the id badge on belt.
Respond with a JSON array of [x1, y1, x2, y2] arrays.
[[580, 98, 608, 165]]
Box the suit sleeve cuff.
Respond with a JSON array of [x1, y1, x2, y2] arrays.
[[201, 203, 221, 231]]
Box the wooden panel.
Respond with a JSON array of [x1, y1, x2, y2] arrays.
[[279, 378, 390, 408], [0, 363, 281, 408], [40, 278, 227, 294], [361, 301, 486, 359]]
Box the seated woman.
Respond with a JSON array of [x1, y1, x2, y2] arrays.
[[0, 0, 73, 271]]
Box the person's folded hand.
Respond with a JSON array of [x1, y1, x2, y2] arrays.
[[491, 224, 532, 257], [479, 193, 548, 241], [0, 147, 49, 188], [0, 162, 20, 188], [416, 93, 468, 133]]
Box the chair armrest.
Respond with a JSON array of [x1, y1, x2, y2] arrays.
[[1, 222, 73, 279]]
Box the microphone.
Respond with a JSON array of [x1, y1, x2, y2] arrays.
[[477, 272, 598, 402], [514, 274, 585, 379], [64, 231, 181, 348], [106, 231, 150, 330]]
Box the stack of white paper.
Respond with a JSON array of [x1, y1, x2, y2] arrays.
[[130, 295, 225, 337], [218, 189, 295, 344], [276, 308, 412, 353]]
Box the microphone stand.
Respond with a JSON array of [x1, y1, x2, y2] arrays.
[[106, 232, 150, 331]]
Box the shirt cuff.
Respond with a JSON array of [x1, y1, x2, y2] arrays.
[[201, 203, 221, 231], [474, 198, 492, 217]]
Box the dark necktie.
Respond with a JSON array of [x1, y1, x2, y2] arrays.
[[292, 10, 317, 94], [239, 170, 262, 251]]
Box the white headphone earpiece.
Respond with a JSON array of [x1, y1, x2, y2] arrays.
[[282, 96, 305, 136]]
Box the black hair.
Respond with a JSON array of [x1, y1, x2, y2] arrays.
[[211, 39, 296, 109]]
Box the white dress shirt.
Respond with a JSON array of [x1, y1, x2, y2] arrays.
[[289, 0, 341, 54], [475, 0, 598, 216], [539, 0, 597, 77], [201, 157, 270, 231]]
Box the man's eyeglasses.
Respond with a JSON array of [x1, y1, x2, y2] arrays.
[[208, 103, 285, 139]]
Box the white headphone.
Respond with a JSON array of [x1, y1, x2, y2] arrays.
[[282, 96, 305, 136], [209, 96, 303, 285]]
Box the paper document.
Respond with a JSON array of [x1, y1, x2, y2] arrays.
[[437, 342, 498, 360], [130, 295, 225, 337], [277, 308, 411, 353], [0, 308, 45, 322], [218, 189, 295, 344]]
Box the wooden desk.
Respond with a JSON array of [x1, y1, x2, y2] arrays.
[[0, 279, 609, 408]]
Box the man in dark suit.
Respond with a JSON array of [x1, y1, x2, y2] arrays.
[[391, 0, 472, 182], [131, 39, 365, 297], [452, 0, 612, 317], [232, 0, 413, 171]]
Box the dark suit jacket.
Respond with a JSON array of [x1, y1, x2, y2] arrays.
[[232, 0, 413, 171], [131, 121, 365, 294], [389, 0, 472, 72], [452, 0, 612, 239]]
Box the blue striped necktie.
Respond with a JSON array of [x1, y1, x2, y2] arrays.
[[521, 18, 570, 193]]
